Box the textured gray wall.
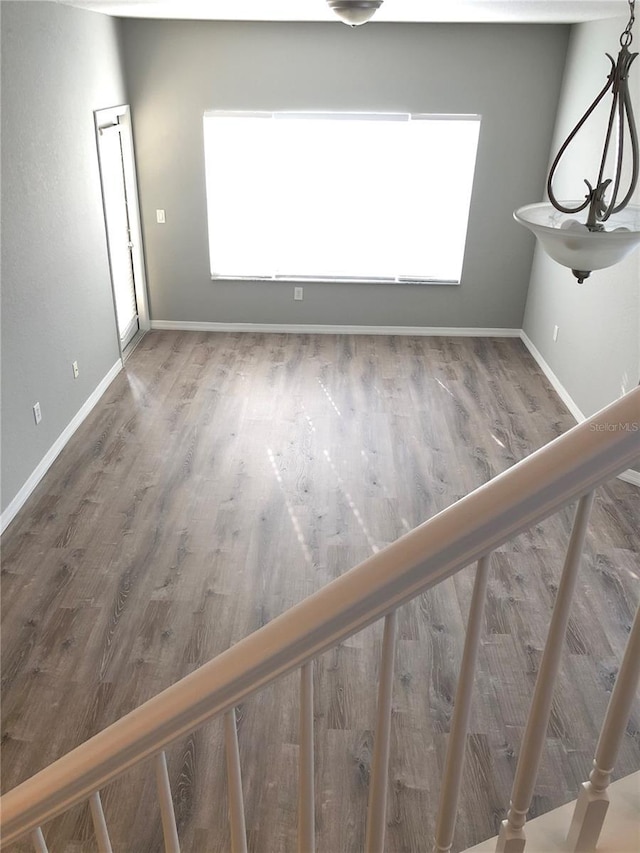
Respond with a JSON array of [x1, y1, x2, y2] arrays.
[[121, 20, 569, 329], [523, 17, 640, 421], [1, 1, 127, 514]]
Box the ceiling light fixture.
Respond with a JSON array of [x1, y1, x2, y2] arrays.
[[514, 0, 640, 283], [327, 0, 383, 27]]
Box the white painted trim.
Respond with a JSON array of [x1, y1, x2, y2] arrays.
[[117, 108, 151, 332], [618, 469, 640, 487], [151, 320, 522, 337], [122, 329, 146, 362], [464, 771, 640, 852], [520, 330, 639, 487], [94, 105, 151, 340], [520, 331, 586, 422], [0, 360, 123, 535]]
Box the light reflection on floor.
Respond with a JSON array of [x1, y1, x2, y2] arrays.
[[267, 446, 313, 566], [323, 448, 379, 554]]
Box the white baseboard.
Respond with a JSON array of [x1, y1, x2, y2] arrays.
[[1, 360, 123, 535], [520, 330, 639, 488], [151, 320, 522, 337], [520, 331, 586, 422]]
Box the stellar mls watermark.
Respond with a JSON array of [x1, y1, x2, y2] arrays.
[[590, 421, 639, 432]]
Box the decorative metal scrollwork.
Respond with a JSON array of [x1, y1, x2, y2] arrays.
[[546, 0, 638, 232]]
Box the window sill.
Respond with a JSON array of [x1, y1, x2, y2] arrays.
[[210, 275, 461, 286]]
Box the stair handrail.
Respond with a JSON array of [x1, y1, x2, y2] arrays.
[[1, 387, 638, 846]]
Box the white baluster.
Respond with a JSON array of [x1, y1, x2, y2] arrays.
[[155, 751, 181, 853], [31, 827, 48, 852], [225, 708, 248, 853], [365, 610, 397, 853], [435, 554, 492, 852], [496, 492, 595, 853], [298, 662, 315, 853], [567, 602, 640, 852], [89, 791, 113, 853]]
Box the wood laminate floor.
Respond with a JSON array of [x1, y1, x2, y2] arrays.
[[1, 332, 639, 853]]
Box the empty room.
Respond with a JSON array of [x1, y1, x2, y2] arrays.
[[1, 1, 639, 852]]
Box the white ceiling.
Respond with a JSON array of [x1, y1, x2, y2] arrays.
[[54, 0, 633, 24]]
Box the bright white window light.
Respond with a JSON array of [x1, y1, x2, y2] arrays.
[[203, 111, 481, 283]]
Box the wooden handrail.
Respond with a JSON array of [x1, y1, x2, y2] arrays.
[[1, 388, 638, 846]]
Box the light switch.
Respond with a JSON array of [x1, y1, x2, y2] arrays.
[[156, 209, 166, 224]]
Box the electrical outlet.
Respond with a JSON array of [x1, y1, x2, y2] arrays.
[[33, 402, 42, 425], [294, 286, 304, 301], [553, 325, 559, 342], [72, 360, 79, 379], [156, 209, 166, 224]]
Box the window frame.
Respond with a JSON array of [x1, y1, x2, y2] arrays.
[[203, 110, 482, 286]]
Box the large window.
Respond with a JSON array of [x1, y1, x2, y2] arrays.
[[203, 111, 480, 284]]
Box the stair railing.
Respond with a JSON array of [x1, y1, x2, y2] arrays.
[[1, 387, 638, 852]]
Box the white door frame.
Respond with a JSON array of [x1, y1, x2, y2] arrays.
[[94, 105, 150, 355]]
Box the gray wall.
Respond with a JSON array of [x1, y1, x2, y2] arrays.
[[1, 1, 127, 514], [523, 17, 640, 420], [121, 20, 569, 329]]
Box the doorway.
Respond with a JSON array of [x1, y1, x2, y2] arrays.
[[95, 106, 149, 355]]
